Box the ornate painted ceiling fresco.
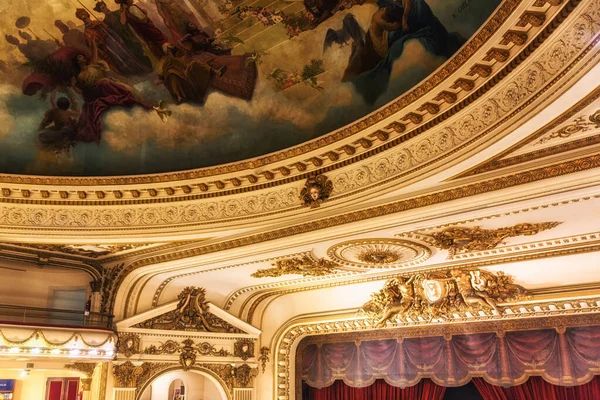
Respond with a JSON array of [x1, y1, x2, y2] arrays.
[[0, 0, 499, 176]]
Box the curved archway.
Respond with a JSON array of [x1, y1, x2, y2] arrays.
[[136, 366, 231, 400]]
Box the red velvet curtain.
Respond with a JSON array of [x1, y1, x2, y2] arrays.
[[472, 376, 600, 400], [304, 378, 446, 400]]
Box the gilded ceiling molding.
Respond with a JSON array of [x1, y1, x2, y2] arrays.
[[0, 0, 525, 189], [425, 222, 561, 258], [241, 238, 600, 324], [456, 86, 600, 178], [223, 207, 573, 310], [19, 244, 146, 259], [361, 269, 529, 326], [150, 252, 332, 307], [327, 239, 431, 268], [116, 153, 600, 317], [0, 0, 594, 235], [274, 311, 600, 400], [251, 255, 341, 278]]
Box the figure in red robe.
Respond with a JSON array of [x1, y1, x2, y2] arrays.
[[115, 0, 169, 59], [71, 39, 153, 142], [75, 8, 151, 76]]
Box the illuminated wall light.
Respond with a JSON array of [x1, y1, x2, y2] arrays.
[[9, 347, 20, 353], [105, 351, 114, 357], [51, 349, 61, 355], [88, 350, 98, 356], [69, 349, 80, 356], [30, 348, 41, 354]]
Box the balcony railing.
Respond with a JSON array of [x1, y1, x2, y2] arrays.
[[0, 304, 114, 330]]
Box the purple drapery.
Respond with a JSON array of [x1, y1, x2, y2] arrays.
[[301, 326, 600, 389]]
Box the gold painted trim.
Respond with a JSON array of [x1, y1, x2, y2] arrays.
[[242, 239, 600, 324], [455, 85, 600, 178], [118, 152, 600, 317]]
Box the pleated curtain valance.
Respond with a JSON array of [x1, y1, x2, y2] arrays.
[[300, 326, 600, 389]]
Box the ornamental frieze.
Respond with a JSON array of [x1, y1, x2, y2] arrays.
[[143, 339, 230, 358], [0, 0, 594, 232]]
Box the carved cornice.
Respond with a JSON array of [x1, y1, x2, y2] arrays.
[[0, 0, 585, 230], [116, 153, 600, 316], [275, 312, 600, 399], [0, 0, 594, 242], [457, 86, 600, 178]]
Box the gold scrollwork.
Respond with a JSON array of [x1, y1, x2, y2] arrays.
[[133, 287, 242, 333], [428, 222, 561, 257], [361, 269, 529, 326], [251, 255, 340, 278]]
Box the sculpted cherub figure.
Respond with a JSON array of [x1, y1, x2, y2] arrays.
[[375, 275, 416, 326], [450, 269, 499, 313]]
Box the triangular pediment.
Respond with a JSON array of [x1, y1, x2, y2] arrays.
[[117, 287, 260, 337]]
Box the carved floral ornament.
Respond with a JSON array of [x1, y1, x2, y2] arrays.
[[143, 339, 230, 371], [421, 222, 561, 257], [114, 360, 257, 394], [327, 239, 431, 268], [117, 333, 140, 358], [234, 338, 255, 361], [133, 286, 243, 333], [360, 268, 529, 326], [300, 174, 333, 208], [251, 255, 340, 278]]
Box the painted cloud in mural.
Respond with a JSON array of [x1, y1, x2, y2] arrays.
[[0, 0, 500, 176]]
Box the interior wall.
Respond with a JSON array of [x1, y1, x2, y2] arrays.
[[141, 370, 226, 400], [0, 262, 91, 309], [0, 368, 82, 400]]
